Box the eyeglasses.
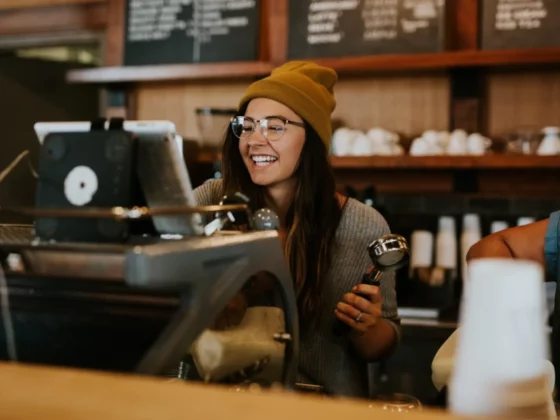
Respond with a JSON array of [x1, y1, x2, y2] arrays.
[[230, 116, 305, 142]]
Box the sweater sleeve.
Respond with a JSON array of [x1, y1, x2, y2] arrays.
[[193, 179, 224, 224], [333, 200, 401, 338], [193, 179, 223, 205]]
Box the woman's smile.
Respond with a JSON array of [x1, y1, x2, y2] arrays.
[[250, 154, 278, 168]]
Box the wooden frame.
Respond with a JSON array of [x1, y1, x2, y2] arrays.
[[446, 0, 478, 51], [0, 2, 107, 36], [67, 47, 560, 84], [0, 0, 105, 9], [104, 0, 125, 66], [66, 0, 560, 84]]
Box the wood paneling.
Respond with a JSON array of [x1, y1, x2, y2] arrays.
[[486, 69, 560, 138], [332, 74, 449, 137], [0, 2, 107, 35], [0, 0, 104, 10], [134, 74, 448, 140], [136, 81, 250, 140]]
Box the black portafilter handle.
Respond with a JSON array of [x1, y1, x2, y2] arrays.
[[332, 233, 410, 337]]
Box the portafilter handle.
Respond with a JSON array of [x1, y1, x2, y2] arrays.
[[332, 233, 409, 336]]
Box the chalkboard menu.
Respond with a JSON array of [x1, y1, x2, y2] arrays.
[[124, 0, 260, 66], [288, 0, 446, 59], [481, 0, 560, 50]]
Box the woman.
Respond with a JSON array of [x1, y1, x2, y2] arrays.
[[194, 61, 400, 398]]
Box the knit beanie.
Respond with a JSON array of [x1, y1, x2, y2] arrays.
[[238, 61, 338, 149]]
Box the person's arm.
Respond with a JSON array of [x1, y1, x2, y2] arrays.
[[467, 210, 560, 282], [466, 220, 549, 264], [350, 314, 399, 362], [335, 275, 399, 362], [350, 214, 401, 362], [352, 270, 399, 362]]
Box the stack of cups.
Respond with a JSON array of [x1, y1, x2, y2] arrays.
[[409, 230, 434, 278], [436, 216, 457, 279], [460, 214, 482, 284], [449, 258, 555, 420]]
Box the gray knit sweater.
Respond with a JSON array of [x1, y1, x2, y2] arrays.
[[194, 179, 400, 398]]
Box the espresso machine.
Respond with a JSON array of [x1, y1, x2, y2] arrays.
[[0, 119, 299, 389]]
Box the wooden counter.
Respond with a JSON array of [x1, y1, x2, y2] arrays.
[[0, 362, 478, 420]]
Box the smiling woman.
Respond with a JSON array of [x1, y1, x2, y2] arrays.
[[193, 61, 400, 398], [234, 101, 306, 186]]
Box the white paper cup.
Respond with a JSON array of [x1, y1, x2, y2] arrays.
[[450, 258, 551, 418]]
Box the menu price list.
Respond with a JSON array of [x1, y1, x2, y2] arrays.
[[124, 0, 260, 66], [288, 0, 446, 59], [481, 0, 560, 50]]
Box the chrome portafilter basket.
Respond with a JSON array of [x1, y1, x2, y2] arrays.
[[367, 233, 410, 282]]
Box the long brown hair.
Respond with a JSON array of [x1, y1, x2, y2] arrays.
[[221, 106, 343, 324]]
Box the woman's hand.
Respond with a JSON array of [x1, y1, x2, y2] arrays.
[[334, 284, 382, 335]]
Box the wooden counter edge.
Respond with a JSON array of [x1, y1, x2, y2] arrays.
[[0, 362, 479, 420]]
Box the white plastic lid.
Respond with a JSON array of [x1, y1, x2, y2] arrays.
[[463, 214, 481, 233], [438, 216, 456, 233]]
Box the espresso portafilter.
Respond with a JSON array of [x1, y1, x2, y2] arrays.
[[332, 233, 409, 336], [203, 192, 252, 236]]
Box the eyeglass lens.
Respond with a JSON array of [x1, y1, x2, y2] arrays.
[[231, 117, 286, 141]]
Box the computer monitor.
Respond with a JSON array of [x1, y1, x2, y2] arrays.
[[33, 120, 202, 237], [34, 120, 183, 156]]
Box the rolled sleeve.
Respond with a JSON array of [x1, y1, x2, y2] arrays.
[[545, 210, 560, 282]]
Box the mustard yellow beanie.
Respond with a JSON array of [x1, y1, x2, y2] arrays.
[[238, 61, 338, 149]]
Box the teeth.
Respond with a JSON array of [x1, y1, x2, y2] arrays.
[[251, 155, 278, 163]]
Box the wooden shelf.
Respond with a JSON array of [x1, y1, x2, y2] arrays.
[[66, 48, 560, 84], [329, 155, 560, 169], [66, 61, 274, 84], [188, 154, 560, 169], [313, 47, 560, 74]]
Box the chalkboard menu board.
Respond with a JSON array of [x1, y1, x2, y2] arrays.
[[481, 0, 560, 50], [288, 0, 446, 59], [124, 0, 260, 66]]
